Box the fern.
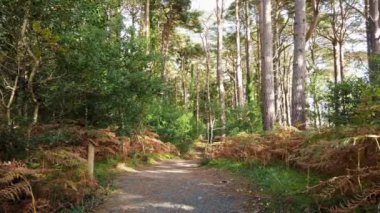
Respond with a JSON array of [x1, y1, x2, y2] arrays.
[[42, 149, 86, 168], [0, 172, 23, 186], [330, 184, 380, 212], [0, 171, 36, 213], [0, 181, 31, 201]]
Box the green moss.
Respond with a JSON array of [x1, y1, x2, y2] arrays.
[[207, 159, 321, 211]]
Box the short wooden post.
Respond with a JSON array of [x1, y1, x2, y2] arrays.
[[88, 142, 95, 179]]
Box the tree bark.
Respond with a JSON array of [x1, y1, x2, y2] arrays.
[[144, 0, 150, 53], [195, 66, 200, 124], [201, 31, 214, 143], [181, 57, 188, 107], [368, 0, 380, 84], [260, 0, 275, 130], [292, 0, 307, 129], [245, 0, 252, 103], [332, 39, 343, 84], [144, 0, 150, 39], [235, 0, 245, 107], [216, 0, 227, 139], [306, 0, 321, 42]]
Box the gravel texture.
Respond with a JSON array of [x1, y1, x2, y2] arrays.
[[94, 160, 261, 213]]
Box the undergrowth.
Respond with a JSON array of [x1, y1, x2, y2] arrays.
[[206, 126, 380, 211], [0, 126, 180, 212], [206, 159, 321, 211]]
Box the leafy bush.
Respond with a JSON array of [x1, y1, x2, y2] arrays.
[[0, 129, 27, 160], [226, 103, 262, 135], [29, 130, 81, 147], [324, 78, 378, 126], [42, 32, 162, 135], [354, 85, 380, 125], [146, 101, 204, 153]]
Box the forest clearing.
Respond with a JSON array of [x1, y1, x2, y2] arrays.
[[0, 0, 379, 212]]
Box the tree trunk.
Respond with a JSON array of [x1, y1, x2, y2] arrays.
[[368, 0, 380, 84], [195, 66, 200, 124], [245, 0, 252, 103], [235, 0, 245, 107], [260, 0, 275, 130], [144, 0, 150, 52], [339, 41, 344, 81], [144, 0, 150, 39], [161, 32, 170, 82], [292, 0, 307, 129], [181, 57, 188, 107], [273, 0, 280, 124], [216, 0, 227, 139], [333, 39, 342, 84], [201, 32, 214, 143]]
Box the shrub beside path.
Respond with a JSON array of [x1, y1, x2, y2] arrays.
[[95, 159, 263, 213]]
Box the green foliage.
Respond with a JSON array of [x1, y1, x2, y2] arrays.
[[146, 101, 204, 153], [207, 159, 321, 211], [325, 78, 379, 126], [95, 156, 121, 188], [354, 85, 380, 125], [29, 130, 81, 147], [43, 30, 162, 134], [226, 103, 262, 135], [0, 129, 27, 161]]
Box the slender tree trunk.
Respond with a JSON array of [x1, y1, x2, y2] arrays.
[[195, 66, 200, 124], [144, 0, 150, 39], [369, 0, 380, 84], [232, 62, 238, 108], [216, 0, 226, 139], [235, 0, 244, 107], [260, 0, 275, 130], [292, 0, 307, 129], [201, 33, 214, 143], [332, 40, 342, 84], [273, 0, 280, 124], [245, 0, 252, 103], [144, 0, 150, 52], [254, 3, 262, 106], [161, 20, 172, 82], [339, 41, 344, 80], [3, 14, 29, 127], [284, 53, 293, 126], [181, 58, 188, 107], [306, 0, 321, 42]]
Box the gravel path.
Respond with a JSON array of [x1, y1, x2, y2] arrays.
[[94, 160, 261, 213]]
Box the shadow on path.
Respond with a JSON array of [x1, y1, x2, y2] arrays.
[[95, 160, 256, 213]]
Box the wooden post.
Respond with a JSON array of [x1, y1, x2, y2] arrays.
[[88, 142, 95, 179]]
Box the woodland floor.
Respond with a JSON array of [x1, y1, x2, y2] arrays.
[[94, 159, 264, 213]]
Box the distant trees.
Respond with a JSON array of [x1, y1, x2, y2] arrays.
[[0, 0, 377, 152]]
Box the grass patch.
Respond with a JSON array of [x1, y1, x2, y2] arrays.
[[206, 159, 321, 211], [95, 156, 123, 188]]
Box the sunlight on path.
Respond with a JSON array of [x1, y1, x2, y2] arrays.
[[95, 160, 254, 213]]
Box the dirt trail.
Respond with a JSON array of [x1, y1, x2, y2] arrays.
[[95, 160, 261, 213]]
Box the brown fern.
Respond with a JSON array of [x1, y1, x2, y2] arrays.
[[0, 171, 36, 213], [330, 184, 380, 212], [0, 172, 23, 186]]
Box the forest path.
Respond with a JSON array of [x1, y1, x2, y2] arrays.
[[94, 159, 262, 213]]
